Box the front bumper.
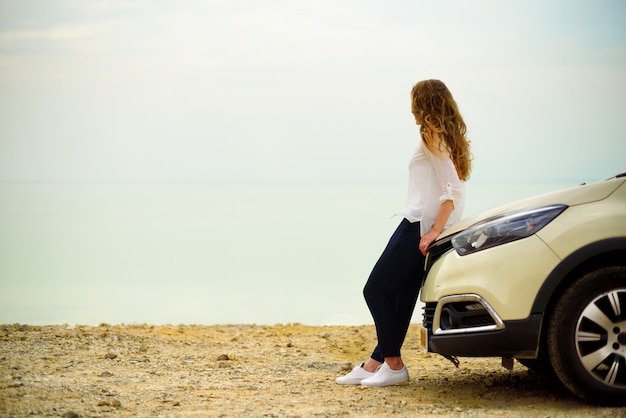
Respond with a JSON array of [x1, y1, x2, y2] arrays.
[[421, 298, 543, 358]]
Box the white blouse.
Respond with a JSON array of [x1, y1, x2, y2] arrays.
[[398, 140, 465, 236]]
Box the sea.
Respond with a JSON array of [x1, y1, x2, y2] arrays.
[[0, 180, 575, 327]]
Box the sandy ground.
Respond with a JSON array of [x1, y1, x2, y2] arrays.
[[1, 323, 624, 417]]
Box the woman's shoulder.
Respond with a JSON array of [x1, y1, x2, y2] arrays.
[[423, 135, 452, 159]]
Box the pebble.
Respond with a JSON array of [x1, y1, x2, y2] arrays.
[[97, 399, 122, 408], [341, 362, 354, 371]]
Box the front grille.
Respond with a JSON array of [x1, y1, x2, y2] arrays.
[[422, 302, 436, 330], [439, 300, 497, 330], [425, 235, 454, 272], [424, 296, 505, 336]]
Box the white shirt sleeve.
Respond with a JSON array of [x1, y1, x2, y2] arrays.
[[424, 145, 463, 209]]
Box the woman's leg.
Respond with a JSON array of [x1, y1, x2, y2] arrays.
[[363, 219, 424, 367]]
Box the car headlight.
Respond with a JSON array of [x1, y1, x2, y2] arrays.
[[451, 204, 567, 256]]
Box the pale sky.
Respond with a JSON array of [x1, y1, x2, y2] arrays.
[[1, 0, 625, 184]]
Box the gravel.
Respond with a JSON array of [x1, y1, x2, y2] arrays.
[[1, 323, 623, 417]]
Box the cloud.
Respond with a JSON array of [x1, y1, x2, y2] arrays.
[[0, 25, 94, 41], [0, 1, 624, 182]]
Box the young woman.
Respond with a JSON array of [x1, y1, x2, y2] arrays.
[[336, 79, 472, 387]]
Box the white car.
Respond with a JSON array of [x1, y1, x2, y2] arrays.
[[420, 172, 626, 405]]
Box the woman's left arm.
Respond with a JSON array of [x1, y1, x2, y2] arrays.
[[419, 200, 454, 255], [419, 144, 463, 255]]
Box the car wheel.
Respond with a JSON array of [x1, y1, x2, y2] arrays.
[[547, 266, 626, 405]]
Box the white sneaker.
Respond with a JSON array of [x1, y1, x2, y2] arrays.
[[360, 362, 409, 387], [335, 363, 375, 385]]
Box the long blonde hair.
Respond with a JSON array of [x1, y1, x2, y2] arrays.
[[411, 80, 472, 181]]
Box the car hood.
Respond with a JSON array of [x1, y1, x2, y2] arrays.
[[440, 176, 626, 238]]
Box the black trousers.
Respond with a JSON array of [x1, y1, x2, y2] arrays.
[[363, 218, 425, 362]]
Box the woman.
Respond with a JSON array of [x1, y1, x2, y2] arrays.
[[336, 79, 472, 387]]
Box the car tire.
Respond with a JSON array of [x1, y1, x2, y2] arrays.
[[547, 266, 626, 405]]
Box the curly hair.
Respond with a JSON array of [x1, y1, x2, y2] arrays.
[[411, 80, 472, 181]]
